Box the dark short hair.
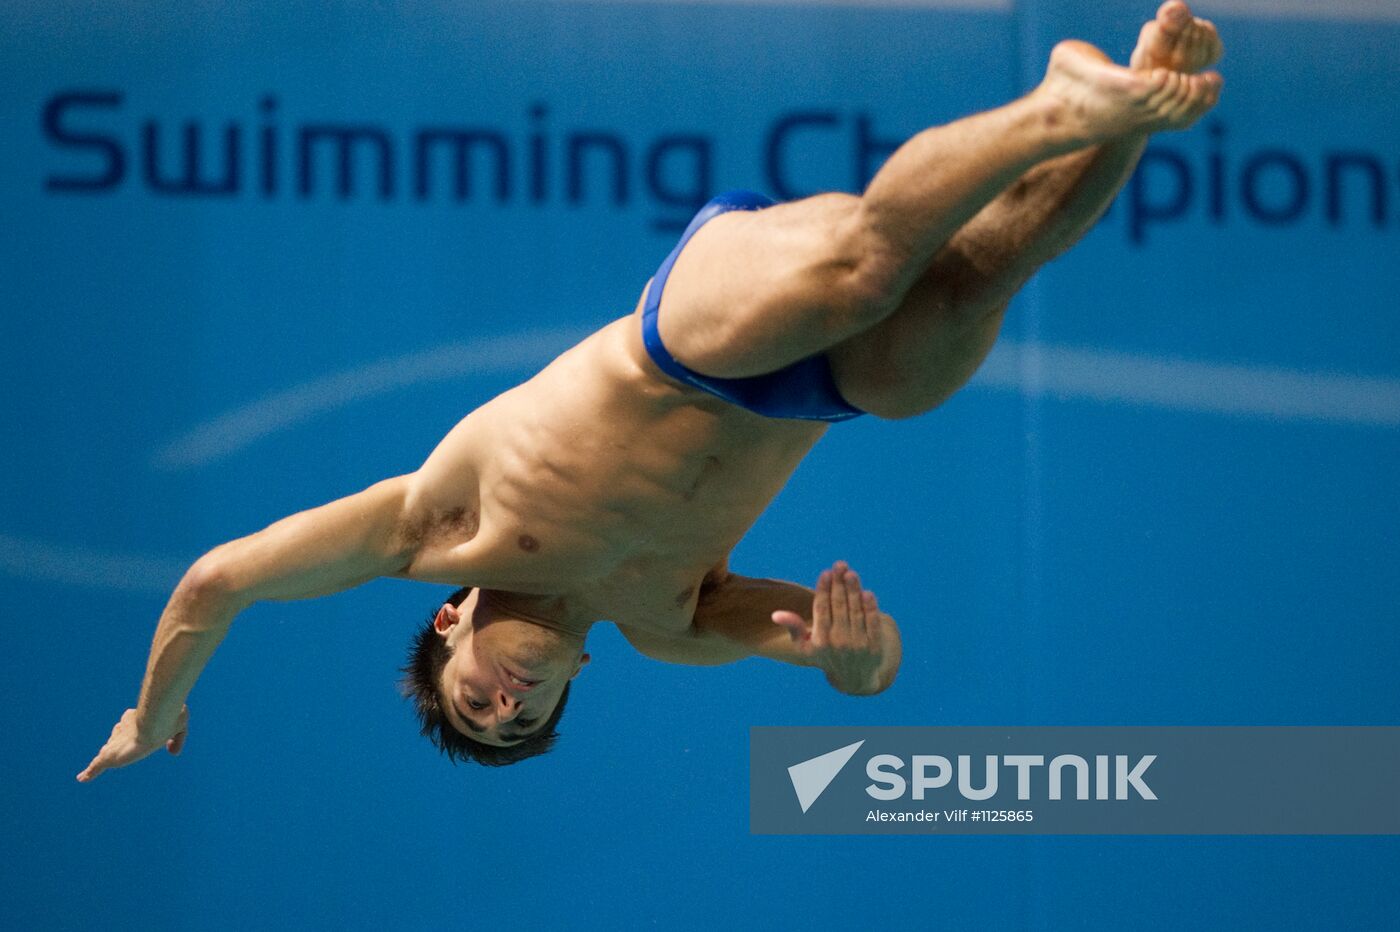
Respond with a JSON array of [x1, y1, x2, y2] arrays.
[[399, 586, 570, 766]]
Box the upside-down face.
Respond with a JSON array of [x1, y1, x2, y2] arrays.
[[433, 590, 589, 747]]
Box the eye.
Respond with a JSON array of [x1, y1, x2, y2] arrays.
[[517, 718, 537, 729], [467, 697, 489, 711]]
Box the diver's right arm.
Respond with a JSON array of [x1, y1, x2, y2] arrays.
[[77, 475, 421, 782]]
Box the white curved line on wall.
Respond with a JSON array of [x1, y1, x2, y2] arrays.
[[0, 533, 188, 595], [978, 341, 1400, 427], [152, 327, 593, 471]]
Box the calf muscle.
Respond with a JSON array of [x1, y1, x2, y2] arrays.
[[945, 134, 1148, 302], [828, 136, 1149, 419]]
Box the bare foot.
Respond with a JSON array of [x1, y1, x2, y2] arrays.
[[1131, 1, 1224, 73], [1036, 38, 1222, 145]]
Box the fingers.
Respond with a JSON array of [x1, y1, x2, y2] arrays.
[[76, 753, 106, 783], [855, 574, 881, 641], [830, 564, 851, 643], [815, 561, 883, 649], [771, 610, 808, 644], [827, 562, 874, 644], [170, 705, 190, 754], [77, 727, 121, 782], [842, 567, 869, 641], [862, 589, 880, 641], [812, 567, 833, 647]]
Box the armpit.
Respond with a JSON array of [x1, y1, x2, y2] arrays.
[[400, 504, 480, 549]]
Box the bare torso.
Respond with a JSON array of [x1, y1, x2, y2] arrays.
[[399, 291, 827, 635]]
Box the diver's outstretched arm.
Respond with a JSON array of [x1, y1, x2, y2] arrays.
[[618, 571, 818, 668], [620, 560, 901, 696], [76, 476, 422, 782]]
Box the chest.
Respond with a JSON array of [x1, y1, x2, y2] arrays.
[[579, 556, 721, 633]]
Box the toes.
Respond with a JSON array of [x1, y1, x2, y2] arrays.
[[1146, 70, 1202, 128], [1185, 24, 1211, 69], [1171, 72, 1222, 127], [1147, 66, 1174, 91], [1135, 4, 1222, 74], [1158, 1, 1192, 37], [1201, 19, 1224, 67], [1144, 68, 1182, 109], [1179, 78, 1208, 120], [1188, 20, 1224, 71], [1134, 67, 1176, 110], [1202, 70, 1224, 107], [1136, 19, 1157, 49], [1129, 22, 1158, 70], [1166, 75, 1197, 122]]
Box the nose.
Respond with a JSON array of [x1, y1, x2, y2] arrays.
[[495, 690, 522, 723]]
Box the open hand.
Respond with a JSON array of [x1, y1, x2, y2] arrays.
[[772, 561, 901, 696], [76, 706, 188, 783]]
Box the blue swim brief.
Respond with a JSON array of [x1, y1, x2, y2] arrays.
[[641, 190, 865, 423]]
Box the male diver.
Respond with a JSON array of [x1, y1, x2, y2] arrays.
[[79, 3, 1223, 776]]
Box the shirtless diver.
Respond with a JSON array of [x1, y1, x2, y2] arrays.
[[78, 4, 1223, 775]]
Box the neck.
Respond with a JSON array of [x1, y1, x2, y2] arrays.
[[480, 588, 593, 639]]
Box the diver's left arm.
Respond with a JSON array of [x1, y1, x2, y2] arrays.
[[623, 561, 902, 696], [77, 475, 422, 782]]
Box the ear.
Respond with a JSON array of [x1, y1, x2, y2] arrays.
[[433, 602, 462, 638], [570, 653, 591, 679]]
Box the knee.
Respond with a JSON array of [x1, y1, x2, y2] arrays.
[[922, 245, 1011, 327], [824, 204, 909, 331], [828, 275, 903, 335], [854, 393, 945, 421], [832, 360, 951, 420]]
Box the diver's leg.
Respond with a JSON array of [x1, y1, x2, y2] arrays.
[[653, 38, 1212, 380], [828, 2, 1223, 418]]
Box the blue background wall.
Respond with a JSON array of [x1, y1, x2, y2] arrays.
[[3, 0, 1397, 928]]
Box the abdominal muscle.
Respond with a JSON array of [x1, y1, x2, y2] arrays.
[[404, 299, 827, 634]]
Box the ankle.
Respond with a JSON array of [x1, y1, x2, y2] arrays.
[[1016, 89, 1091, 156]]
